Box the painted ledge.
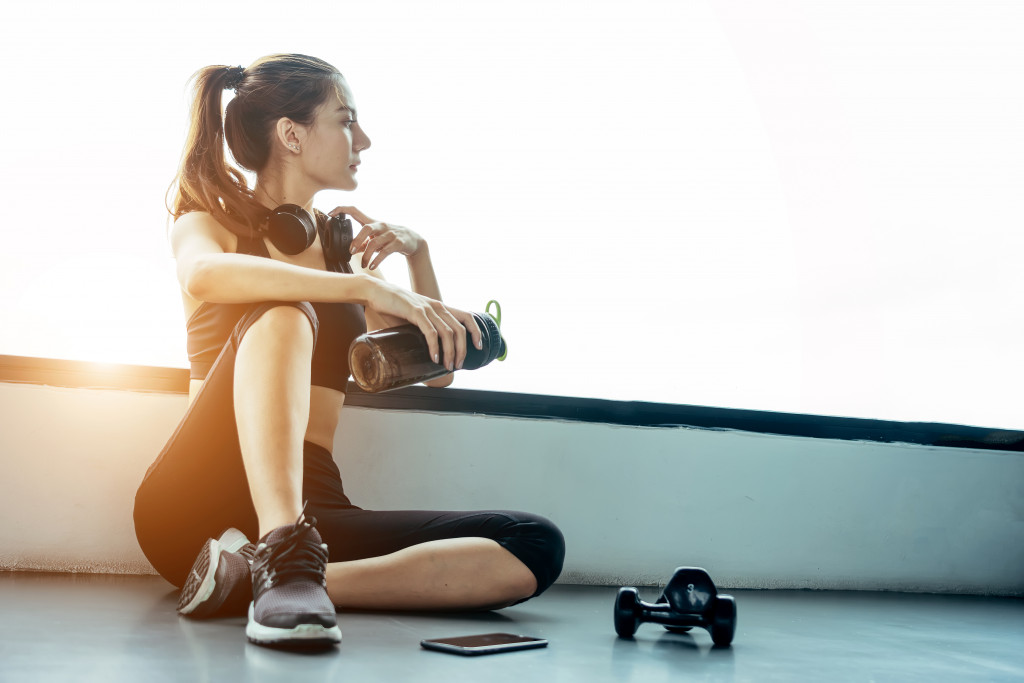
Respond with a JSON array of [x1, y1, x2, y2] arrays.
[[1, 354, 1022, 453]]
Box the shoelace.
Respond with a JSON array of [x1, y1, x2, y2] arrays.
[[258, 518, 329, 587], [237, 543, 257, 564]]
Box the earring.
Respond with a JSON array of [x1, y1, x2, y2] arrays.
[[289, 143, 300, 152]]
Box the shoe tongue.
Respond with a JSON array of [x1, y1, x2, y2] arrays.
[[260, 521, 322, 546]]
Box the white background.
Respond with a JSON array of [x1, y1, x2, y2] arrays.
[[1, 1, 1021, 428]]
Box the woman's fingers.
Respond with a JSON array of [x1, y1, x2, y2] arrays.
[[423, 306, 458, 371], [406, 306, 441, 366], [351, 223, 396, 260], [362, 233, 397, 269], [347, 217, 420, 264], [432, 304, 468, 370], [453, 309, 484, 352], [367, 244, 395, 271], [407, 304, 456, 371], [330, 205, 375, 225], [350, 223, 378, 254], [340, 206, 380, 254], [369, 281, 477, 372]]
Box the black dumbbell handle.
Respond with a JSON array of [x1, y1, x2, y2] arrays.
[[635, 597, 710, 629]]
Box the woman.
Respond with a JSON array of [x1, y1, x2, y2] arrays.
[[133, 54, 564, 649]]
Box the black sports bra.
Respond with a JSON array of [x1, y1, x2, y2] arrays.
[[185, 213, 367, 392]]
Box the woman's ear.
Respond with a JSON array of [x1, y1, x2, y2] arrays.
[[275, 117, 304, 153]]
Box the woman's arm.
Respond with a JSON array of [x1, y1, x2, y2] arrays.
[[173, 211, 475, 371], [407, 242, 442, 301], [354, 243, 441, 325], [404, 243, 455, 387], [173, 212, 373, 305]]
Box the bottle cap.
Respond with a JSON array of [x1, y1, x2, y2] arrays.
[[486, 299, 508, 362]]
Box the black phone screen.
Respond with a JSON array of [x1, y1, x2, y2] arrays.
[[420, 633, 548, 656]]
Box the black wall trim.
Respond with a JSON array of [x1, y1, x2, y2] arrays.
[[2, 354, 1022, 452], [344, 385, 1024, 452]]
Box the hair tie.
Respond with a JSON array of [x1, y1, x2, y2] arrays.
[[224, 65, 245, 91]]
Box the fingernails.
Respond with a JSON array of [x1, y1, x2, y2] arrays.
[[457, 359, 463, 370], [433, 353, 439, 364], [475, 339, 483, 350]]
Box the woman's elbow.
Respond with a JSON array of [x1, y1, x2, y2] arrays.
[[422, 373, 454, 388], [179, 257, 215, 301]]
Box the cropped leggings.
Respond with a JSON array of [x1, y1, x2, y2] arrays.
[[133, 302, 565, 598]]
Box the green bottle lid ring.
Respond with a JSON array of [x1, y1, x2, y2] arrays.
[[485, 299, 508, 361]]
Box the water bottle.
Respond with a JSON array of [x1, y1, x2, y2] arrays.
[[348, 305, 507, 393]]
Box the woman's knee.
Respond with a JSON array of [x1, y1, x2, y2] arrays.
[[250, 304, 315, 340], [499, 512, 566, 599], [236, 303, 318, 357]]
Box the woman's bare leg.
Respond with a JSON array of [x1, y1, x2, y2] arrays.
[[325, 538, 538, 611], [233, 306, 314, 538], [230, 307, 540, 611]]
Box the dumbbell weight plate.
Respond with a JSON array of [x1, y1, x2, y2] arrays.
[[614, 587, 641, 638], [664, 567, 716, 614], [709, 594, 737, 647]]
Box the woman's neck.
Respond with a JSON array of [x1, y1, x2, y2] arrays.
[[254, 169, 316, 212]]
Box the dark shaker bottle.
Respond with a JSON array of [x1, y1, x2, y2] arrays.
[[348, 310, 507, 393]]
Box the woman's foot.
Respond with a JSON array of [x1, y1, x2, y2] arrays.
[[177, 528, 256, 619], [246, 515, 341, 648]]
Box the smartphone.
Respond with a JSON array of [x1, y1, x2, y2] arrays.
[[420, 633, 548, 656]]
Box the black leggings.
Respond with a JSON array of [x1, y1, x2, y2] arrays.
[[133, 302, 565, 598]]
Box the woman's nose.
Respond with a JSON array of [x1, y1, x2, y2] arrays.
[[356, 126, 371, 152]]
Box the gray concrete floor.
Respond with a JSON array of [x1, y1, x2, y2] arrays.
[[0, 572, 1021, 682]]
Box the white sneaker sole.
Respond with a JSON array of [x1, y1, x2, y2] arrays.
[[177, 538, 222, 615], [177, 529, 250, 616], [245, 602, 342, 646]]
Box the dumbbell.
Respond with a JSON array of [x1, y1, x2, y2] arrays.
[[614, 567, 737, 647]]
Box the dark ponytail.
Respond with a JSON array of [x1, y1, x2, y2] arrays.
[[168, 54, 344, 236]]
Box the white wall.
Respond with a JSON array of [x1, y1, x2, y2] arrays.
[[1, 380, 1021, 595]]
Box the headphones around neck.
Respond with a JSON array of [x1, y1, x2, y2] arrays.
[[262, 204, 353, 269]]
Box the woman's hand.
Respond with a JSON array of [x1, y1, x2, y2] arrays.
[[329, 206, 424, 271], [364, 278, 483, 372], [329, 205, 478, 371]]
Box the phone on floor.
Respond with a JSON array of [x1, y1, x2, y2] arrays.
[[420, 633, 548, 656]]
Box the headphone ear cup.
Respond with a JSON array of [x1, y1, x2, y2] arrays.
[[266, 204, 316, 255], [323, 214, 353, 266]]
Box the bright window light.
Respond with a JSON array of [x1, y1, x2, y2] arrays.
[[1, 1, 1022, 428]]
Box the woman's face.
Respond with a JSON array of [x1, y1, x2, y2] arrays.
[[301, 76, 371, 192]]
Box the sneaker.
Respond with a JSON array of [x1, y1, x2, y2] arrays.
[[177, 528, 256, 619], [246, 515, 341, 647]]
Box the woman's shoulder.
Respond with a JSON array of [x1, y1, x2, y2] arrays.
[[173, 209, 233, 233], [171, 211, 240, 254]]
